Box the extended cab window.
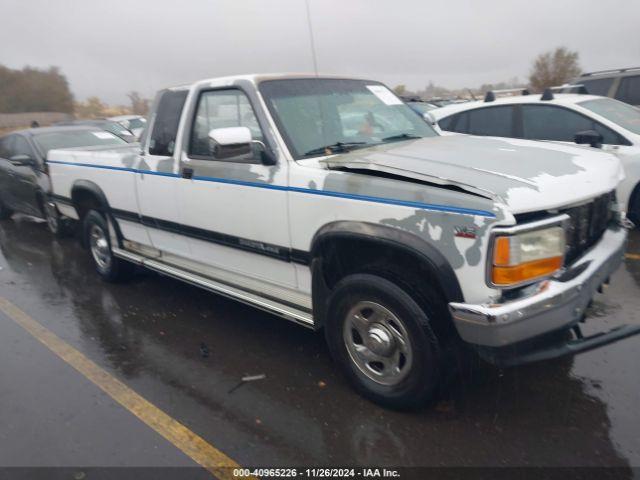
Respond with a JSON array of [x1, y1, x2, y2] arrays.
[[189, 89, 263, 158], [521, 105, 623, 145], [148, 89, 188, 156]]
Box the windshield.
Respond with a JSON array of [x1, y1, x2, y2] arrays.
[[102, 122, 132, 136], [34, 129, 127, 156], [578, 98, 640, 136], [259, 78, 437, 159]]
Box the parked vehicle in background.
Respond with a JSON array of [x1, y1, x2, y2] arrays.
[[426, 97, 455, 107], [45, 74, 637, 408], [404, 99, 438, 117], [109, 115, 147, 138], [55, 119, 137, 143], [432, 89, 640, 224], [424, 97, 471, 108], [0, 126, 126, 235], [569, 67, 640, 107]]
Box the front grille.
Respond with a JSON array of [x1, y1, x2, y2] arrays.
[[562, 191, 614, 265]]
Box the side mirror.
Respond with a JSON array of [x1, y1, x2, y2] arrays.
[[207, 126, 277, 165], [9, 154, 34, 166], [574, 130, 603, 148], [208, 127, 253, 160]]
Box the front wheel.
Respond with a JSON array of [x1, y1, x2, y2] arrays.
[[325, 274, 442, 409], [83, 210, 135, 282]]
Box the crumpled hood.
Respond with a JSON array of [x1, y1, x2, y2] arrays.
[[320, 135, 624, 214]]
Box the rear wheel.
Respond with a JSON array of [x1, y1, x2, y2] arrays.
[[83, 210, 134, 282], [325, 274, 442, 409]]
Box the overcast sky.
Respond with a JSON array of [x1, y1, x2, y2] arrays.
[[2, 0, 639, 104]]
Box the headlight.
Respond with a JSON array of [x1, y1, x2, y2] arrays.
[[490, 225, 565, 287]]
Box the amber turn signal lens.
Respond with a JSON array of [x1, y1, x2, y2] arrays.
[[493, 236, 511, 266], [492, 256, 563, 286]]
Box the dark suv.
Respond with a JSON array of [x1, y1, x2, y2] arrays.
[[573, 67, 640, 107]]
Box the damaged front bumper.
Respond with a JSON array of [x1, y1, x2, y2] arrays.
[[448, 226, 640, 363]]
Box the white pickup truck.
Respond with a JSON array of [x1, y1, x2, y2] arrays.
[[47, 74, 639, 408]]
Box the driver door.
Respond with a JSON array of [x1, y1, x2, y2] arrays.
[[2, 135, 41, 215], [177, 87, 296, 288]]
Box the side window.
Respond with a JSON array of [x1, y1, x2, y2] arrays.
[[11, 136, 35, 159], [591, 122, 627, 146], [148, 90, 188, 156], [522, 105, 624, 145], [522, 105, 593, 142], [580, 78, 615, 96], [439, 112, 469, 133], [437, 115, 455, 131], [189, 89, 263, 158], [467, 106, 514, 137], [614, 76, 640, 106]]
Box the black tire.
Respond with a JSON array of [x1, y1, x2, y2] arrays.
[[627, 190, 640, 227], [0, 197, 13, 220], [83, 209, 134, 282], [325, 273, 442, 409]]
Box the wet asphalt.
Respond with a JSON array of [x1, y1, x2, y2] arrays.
[[0, 216, 638, 475]]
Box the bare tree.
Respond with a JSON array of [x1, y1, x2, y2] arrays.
[[0, 64, 74, 113], [127, 91, 149, 116], [393, 85, 407, 96], [74, 97, 107, 118], [529, 47, 581, 92]]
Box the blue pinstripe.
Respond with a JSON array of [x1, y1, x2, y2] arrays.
[[46, 159, 496, 218]]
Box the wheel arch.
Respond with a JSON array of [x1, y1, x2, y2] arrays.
[[71, 180, 110, 215], [70, 180, 124, 247], [309, 221, 464, 330]]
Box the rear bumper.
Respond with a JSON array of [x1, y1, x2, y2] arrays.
[[449, 226, 628, 348]]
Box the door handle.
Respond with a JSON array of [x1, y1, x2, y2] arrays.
[[182, 167, 194, 179]]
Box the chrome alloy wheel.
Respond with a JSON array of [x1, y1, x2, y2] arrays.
[[343, 301, 413, 386], [89, 224, 111, 270]]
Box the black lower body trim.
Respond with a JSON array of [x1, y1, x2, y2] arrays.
[[52, 193, 311, 265], [102, 203, 310, 266]]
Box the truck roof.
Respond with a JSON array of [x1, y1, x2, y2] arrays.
[[167, 73, 375, 91]]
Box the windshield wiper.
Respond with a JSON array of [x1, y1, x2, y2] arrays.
[[381, 133, 422, 142], [303, 141, 368, 157]]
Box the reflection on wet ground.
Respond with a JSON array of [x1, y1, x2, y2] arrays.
[[0, 216, 638, 471]]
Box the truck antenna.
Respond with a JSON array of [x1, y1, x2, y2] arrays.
[[305, 0, 319, 75]]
